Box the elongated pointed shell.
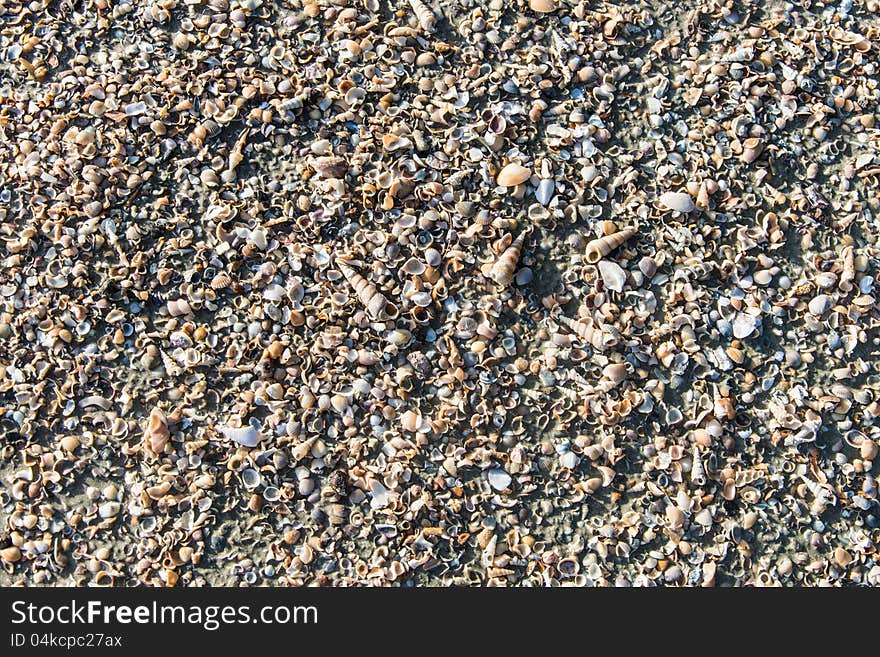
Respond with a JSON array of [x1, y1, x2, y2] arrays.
[[408, 0, 436, 33], [585, 227, 637, 264], [487, 233, 525, 287], [557, 315, 619, 351], [338, 261, 391, 319]]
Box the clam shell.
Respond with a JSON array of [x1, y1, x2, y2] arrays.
[[496, 163, 531, 187], [529, 0, 557, 12], [488, 468, 512, 491], [659, 191, 696, 213], [732, 312, 760, 339], [598, 260, 627, 293]]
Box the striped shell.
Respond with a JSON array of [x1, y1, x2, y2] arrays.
[[557, 315, 620, 351], [408, 0, 436, 33], [487, 232, 525, 287], [585, 227, 637, 264], [338, 260, 393, 320]]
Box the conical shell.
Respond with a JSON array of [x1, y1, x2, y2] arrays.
[[338, 261, 390, 319], [408, 0, 436, 33], [585, 227, 636, 264], [557, 315, 618, 351], [487, 232, 525, 287]]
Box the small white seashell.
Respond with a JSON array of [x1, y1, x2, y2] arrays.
[[241, 468, 261, 490], [488, 468, 512, 491], [732, 312, 760, 339], [370, 480, 390, 509], [535, 178, 555, 205], [598, 260, 627, 293], [808, 294, 832, 316], [659, 191, 696, 213], [220, 426, 260, 447], [249, 228, 268, 250]]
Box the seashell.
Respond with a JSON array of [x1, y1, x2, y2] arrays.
[[370, 480, 390, 509], [486, 232, 526, 287], [313, 156, 348, 179], [337, 260, 392, 320], [344, 87, 366, 106], [691, 445, 706, 486], [400, 409, 421, 433], [408, 0, 436, 33], [557, 557, 579, 577], [740, 137, 764, 164], [665, 505, 685, 531], [638, 256, 657, 278], [143, 408, 170, 457], [400, 257, 426, 276], [722, 478, 736, 501], [241, 468, 261, 490], [496, 163, 531, 187], [556, 315, 619, 352], [167, 299, 191, 317], [598, 260, 627, 293], [535, 178, 555, 205], [602, 363, 627, 385], [808, 294, 831, 316], [488, 468, 512, 491], [220, 425, 260, 448], [1, 546, 22, 562], [658, 191, 695, 213], [585, 227, 637, 264], [382, 134, 412, 152], [732, 312, 760, 339], [529, 0, 557, 12], [559, 451, 579, 469]]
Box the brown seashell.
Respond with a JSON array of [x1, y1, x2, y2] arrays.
[[585, 227, 637, 264], [556, 315, 619, 352], [740, 137, 764, 164], [529, 0, 557, 12], [210, 272, 231, 289], [1, 546, 21, 563], [337, 260, 391, 320], [496, 163, 531, 187], [486, 232, 525, 287], [143, 408, 170, 457]]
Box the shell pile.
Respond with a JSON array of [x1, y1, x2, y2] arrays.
[[1, 0, 880, 587]]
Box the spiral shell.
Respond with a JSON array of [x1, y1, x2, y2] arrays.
[[691, 445, 706, 486], [337, 260, 394, 320], [486, 232, 526, 287], [840, 245, 855, 292], [585, 227, 637, 264], [143, 408, 170, 457], [408, 0, 436, 33], [557, 315, 619, 351]]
